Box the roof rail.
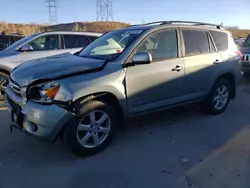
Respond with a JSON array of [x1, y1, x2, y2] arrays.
[[127, 21, 223, 29], [161, 21, 223, 29], [126, 21, 166, 28]]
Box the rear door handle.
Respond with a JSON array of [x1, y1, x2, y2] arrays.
[[213, 59, 222, 64], [172, 65, 183, 72]]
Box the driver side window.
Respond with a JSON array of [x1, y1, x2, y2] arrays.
[[136, 29, 178, 62], [27, 35, 59, 51]]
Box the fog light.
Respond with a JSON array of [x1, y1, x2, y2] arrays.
[[24, 121, 38, 133]]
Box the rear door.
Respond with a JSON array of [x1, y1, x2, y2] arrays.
[[180, 29, 222, 100]]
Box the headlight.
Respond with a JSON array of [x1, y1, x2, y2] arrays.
[[28, 82, 60, 104]]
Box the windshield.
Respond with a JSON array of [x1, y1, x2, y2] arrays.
[[4, 33, 40, 51], [243, 35, 250, 47], [79, 29, 144, 61]]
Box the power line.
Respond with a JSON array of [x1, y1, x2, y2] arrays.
[[96, 0, 113, 22], [45, 0, 58, 24]]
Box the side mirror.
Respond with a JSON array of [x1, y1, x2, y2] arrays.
[[20, 44, 33, 52], [132, 52, 152, 65]]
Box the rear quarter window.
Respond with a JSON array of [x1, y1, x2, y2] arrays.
[[210, 31, 228, 51]]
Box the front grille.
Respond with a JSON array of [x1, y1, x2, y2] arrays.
[[7, 96, 24, 128], [242, 54, 250, 62]]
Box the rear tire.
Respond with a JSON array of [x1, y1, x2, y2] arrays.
[[0, 72, 9, 101], [63, 100, 117, 156], [202, 79, 232, 115]]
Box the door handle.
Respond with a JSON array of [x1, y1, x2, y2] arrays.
[[172, 65, 183, 72], [213, 59, 222, 64]]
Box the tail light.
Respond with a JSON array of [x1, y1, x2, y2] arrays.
[[236, 50, 243, 59]]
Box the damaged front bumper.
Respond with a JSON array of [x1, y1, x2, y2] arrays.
[[5, 86, 75, 142]]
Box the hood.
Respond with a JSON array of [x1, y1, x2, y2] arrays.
[[0, 50, 17, 58], [11, 53, 106, 87], [240, 46, 250, 54]]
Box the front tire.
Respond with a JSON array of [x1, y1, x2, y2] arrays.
[[0, 72, 9, 101], [202, 79, 232, 115], [63, 100, 117, 156]]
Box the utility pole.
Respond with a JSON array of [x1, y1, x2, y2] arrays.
[[96, 0, 113, 22], [45, 0, 58, 24]]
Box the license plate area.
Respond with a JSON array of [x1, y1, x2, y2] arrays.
[[8, 97, 24, 129]]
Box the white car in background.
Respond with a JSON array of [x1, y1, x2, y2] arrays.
[[0, 31, 102, 100]]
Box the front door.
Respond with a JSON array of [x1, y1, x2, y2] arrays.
[[126, 29, 185, 115]]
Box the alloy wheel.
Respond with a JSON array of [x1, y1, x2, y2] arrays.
[[76, 110, 111, 148], [213, 85, 229, 110]]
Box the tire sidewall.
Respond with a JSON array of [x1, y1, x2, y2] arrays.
[[206, 79, 232, 114], [63, 100, 116, 156]]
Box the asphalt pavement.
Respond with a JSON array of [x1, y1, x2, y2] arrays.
[[1, 79, 250, 188]]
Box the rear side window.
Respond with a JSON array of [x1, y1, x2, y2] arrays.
[[87, 35, 99, 42], [210, 31, 228, 51], [63, 35, 90, 49], [182, 30, 209, 56]]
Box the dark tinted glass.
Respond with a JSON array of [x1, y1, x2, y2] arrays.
[[0, 36, 9, 50], [0, 36, 9, 44], [87, 35, 99, 42], [210, 31, 228, 51], [136, 29, 178, 61], [182, 30, 210, 56], [64, 35, 90, 49], [10, 36, 17, 44], [243, 35, 250, 47], [27, 35, 59, 51]]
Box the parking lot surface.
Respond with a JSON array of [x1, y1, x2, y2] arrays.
[[1, 79, 250, 188]]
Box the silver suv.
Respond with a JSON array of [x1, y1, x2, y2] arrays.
[[5, 21, 242, 156], [240, 34, 250, 75], [0, 31, 101, 100]]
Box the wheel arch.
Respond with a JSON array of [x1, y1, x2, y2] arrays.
[[0, 68, 10, 75], [57, 92, 125, 143], [73, 92, 125, 120]]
